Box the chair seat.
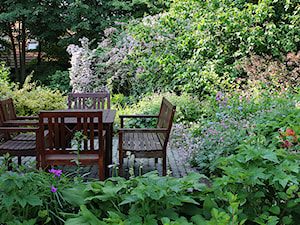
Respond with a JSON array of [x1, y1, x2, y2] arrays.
[[0, 140, 36, 151], [122, 133, 163, 152], [12, 133, 36, 141]]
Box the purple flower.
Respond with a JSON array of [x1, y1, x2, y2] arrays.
[[49, 169, 62, 177], [49, 169, 56, 173], [55, 170, 62, 177], [51, 186, 57, 192], [238, 106, 243, 110]]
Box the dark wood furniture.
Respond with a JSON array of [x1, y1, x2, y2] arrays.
[[118, 97, 176, 176], [38, 110, 106, 180], [68, 92, 111, 110], [0, 109, 38, 167], [49, 109, 116, 178], [0, 98, 38, 141]]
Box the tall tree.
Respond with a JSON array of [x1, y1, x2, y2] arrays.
[[0, 0, 168, 82]]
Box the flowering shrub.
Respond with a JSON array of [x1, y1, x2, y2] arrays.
[[235, 52, 300, 91], [67, 37, 109, 93], [170, 88, 300, 177]]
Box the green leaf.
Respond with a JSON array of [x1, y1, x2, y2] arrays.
[[261, 151, 279, 163], [80, 205, 105, 225], [119, 195, 140, 206], [177, 196, 199, 205], [25, 195, 43, 206], [269, 206, 280, 215], [62, 184, 89, 206]]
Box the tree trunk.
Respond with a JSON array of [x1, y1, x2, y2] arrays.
[[7, 22, 19, 79], [20, 19, 26, 83], [37, 42, 42, 65]]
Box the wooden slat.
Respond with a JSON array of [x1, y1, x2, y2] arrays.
[[68, 93, 111, 110]]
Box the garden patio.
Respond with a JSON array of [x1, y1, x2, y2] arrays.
[[0, 137, 191, 179]]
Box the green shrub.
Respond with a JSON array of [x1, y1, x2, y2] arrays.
[[214, 126, 300, 224], [0, 67, 67, 116], [61, 172, 247, 224], [114, 92, 203, 132], [48, 70, 72, 94]]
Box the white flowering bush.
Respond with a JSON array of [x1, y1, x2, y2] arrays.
[[67, 38, 109, 93]]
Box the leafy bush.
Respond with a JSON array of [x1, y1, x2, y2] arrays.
[[0, 158, 77, 224], [70, 0, 299, 98], [214, 129, 300, 224], [0, 66, 67, 116], [61, 172, 248, 224], [48, 70, 72, 94], [114, 92, 203, 132]]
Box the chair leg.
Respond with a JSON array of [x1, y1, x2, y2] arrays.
[[163, 157, 166, 176], [118, 133, 123, 177], [119, 152, 123, 177], [18, 156, 22, 166], [99, 159, 104, 181]]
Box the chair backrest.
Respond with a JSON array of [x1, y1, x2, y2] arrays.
[[0, 98, 17, 141], [0, 98, 17, 121], [0, 105, 9, 141], [38, 110, 104, 154], [156, 97, 176, 147], [68, 93, 111, 110]]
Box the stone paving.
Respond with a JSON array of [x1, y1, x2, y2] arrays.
[[0, 137, 191, 180]]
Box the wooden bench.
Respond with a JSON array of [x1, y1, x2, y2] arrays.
[[68, 92, 111, 110], [118, 97, 176, 176]]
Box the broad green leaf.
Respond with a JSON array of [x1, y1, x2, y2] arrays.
[[261, 151, 279, 163], [62, 184, 89, 206], [269, 206, 280, 215]]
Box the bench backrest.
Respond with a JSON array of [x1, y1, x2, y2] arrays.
[[156, 97, 176, 147], [68, 93, 111, 110], [38, 110, 104, 154]]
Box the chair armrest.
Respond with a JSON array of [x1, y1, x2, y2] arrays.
[[119, 115, 159, 128], [0, 127, 38, 132], [16, 116, 38, 120], [119, 115, 158, 119], [118, 128, 168, 133], [3, 120, 39, 126]]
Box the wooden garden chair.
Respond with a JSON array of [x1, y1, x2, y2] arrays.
[[118, 97, 176, 176], [68, 92, 111, 110], [38, 110, 106, 180], [0, 98, 38, 141], [0, 108, 38, 168]]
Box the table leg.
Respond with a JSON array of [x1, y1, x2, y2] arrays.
[[105, 123, 113, 178]]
